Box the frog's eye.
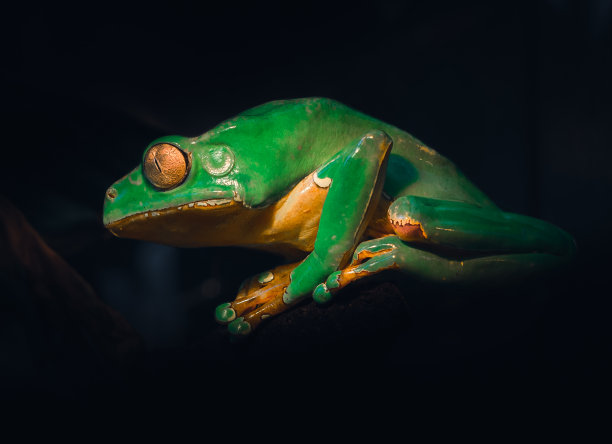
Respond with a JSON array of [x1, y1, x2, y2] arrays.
[[143, 143, 190, 190], [202, 145, 235, 177]]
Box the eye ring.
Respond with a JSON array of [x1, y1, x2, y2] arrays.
[[143, 143, 191, 190], [202, 145, 235, 177]]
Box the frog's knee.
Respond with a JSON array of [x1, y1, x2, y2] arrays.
[[357, 130, 393, 156], [388, 197, 427, 242]]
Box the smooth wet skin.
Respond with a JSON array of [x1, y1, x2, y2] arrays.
[[103, 97, 575, 338]]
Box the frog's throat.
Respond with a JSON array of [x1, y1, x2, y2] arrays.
[[104, 198, 237, 237]]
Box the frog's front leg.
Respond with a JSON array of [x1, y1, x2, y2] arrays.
[[221, 130, 393, 336]]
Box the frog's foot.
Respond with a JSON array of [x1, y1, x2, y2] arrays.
[[314, 233, 574, 304], [313, 236, 402, 304], [227, 291, 291, 338], [214, 261, 300, 336]]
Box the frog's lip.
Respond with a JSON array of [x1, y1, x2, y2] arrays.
[[104, 198, 237, 231]]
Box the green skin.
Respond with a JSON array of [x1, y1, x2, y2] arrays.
[[103, 98, 575, 337]]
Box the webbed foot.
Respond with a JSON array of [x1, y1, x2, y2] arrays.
[[314, 236, 403, 304], [214, 261, 300, 336]]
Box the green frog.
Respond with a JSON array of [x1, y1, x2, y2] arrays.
[[103, 98, 575, 337]]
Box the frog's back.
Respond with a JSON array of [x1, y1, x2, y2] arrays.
[[377, 125, 496, 208], [315, 98, 497, 208], [237, 98, 496, 209]]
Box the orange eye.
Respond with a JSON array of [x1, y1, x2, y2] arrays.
[[143, 143, 190, 190]]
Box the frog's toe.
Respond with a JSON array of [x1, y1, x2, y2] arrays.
[[326, 271, 342, 290], [313, 242, 404, 303], [215, 302, 236, 324], [228, 317, 252, 337], [313, 283, 332, 304], [352, 237, 399, 263], [313, 271, 342, 304]]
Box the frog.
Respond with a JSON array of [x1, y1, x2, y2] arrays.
[[103, 97, 575, 338]]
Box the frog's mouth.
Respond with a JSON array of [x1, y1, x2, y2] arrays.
[[104, 198, 243, 247]]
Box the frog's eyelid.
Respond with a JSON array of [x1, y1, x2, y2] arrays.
[[203, 145, 235, 177]]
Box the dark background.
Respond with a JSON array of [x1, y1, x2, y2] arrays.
[[2, 0, 611, 422]]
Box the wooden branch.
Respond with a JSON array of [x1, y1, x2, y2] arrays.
[[0, 196, 144, 367]]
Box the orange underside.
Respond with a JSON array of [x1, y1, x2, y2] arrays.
[[106, 172, 396, 256]]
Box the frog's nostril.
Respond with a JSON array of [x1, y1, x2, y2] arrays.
[[106, 187, 118, 201]]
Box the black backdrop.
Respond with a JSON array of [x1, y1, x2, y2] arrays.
[[2, 0, 611, 425]]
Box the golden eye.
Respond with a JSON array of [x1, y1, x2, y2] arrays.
[[143, 143, 190, 190]]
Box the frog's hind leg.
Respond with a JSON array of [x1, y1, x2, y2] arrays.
[[314, 235, 573, 303], [387, 195, 576, 257], [314, 196, 575, 301]]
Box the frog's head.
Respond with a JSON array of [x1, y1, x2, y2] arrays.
[[103, 98, 342, 246], [103, 132, 246, 246]]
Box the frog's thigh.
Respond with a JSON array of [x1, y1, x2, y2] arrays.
[[215, 262, 300, 325], [388, 195, 575, 257]]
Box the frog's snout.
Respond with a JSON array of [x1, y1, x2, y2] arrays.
[[106, 187, 118, 201], [103, 187, 119, 229]]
